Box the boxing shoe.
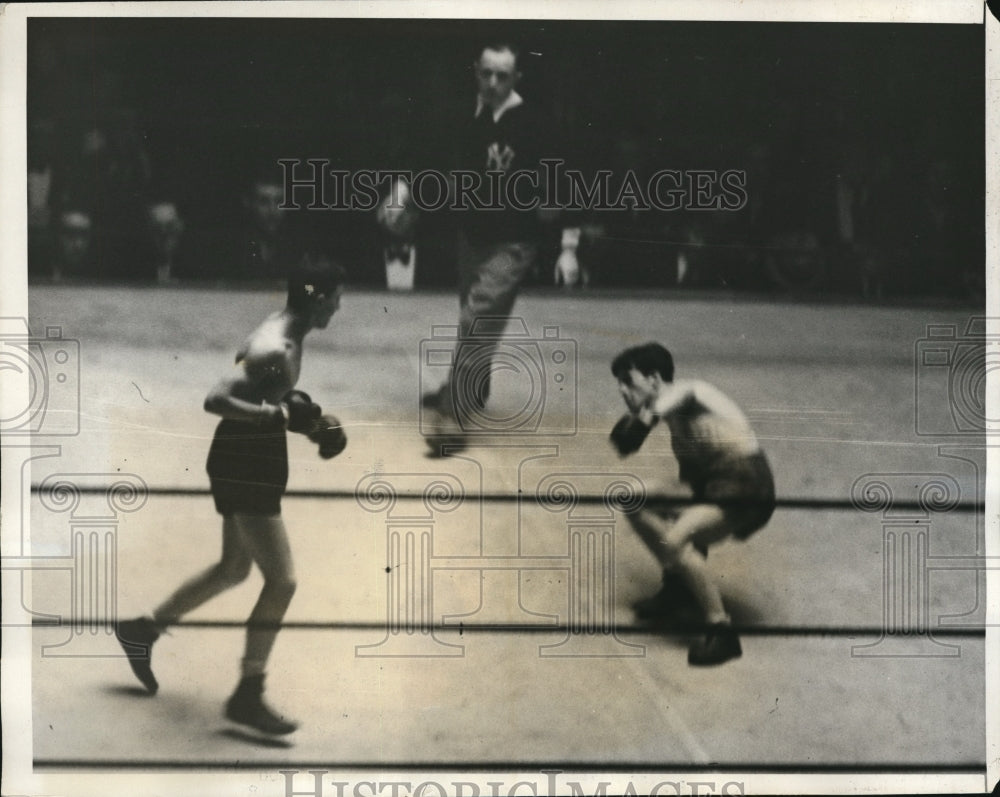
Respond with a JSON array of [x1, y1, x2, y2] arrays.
[[421, 389, 443, 410], [423, 391, 468, 457], [633, 570, 699, 620], [688, 623, 742, 666], [225, 674, 299, 736], [423, 422, 468, 457], [115, 616, 160, 694]]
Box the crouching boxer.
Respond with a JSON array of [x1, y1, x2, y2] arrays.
[[116, 258, 347, 734], [609, 342, 775, 666]]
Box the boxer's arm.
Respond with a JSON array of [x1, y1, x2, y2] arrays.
[[610, 400, 660, 457], [203, 374, 286, 426], [204, 346, 294, 425], [652, 382, 695, 419]]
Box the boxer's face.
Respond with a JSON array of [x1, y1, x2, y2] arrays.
[[310, 287, 342, 330], [618, 367, 659, 413], [475, 48, 519, 110]]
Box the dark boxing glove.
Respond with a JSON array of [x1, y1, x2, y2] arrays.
[[308, 414, 347, 459], [610, 413, 655, 457], [281, 389, 322, 433]]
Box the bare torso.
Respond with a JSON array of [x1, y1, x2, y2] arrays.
[[656, 379, 760, 464], [233, 313, 303, 403]]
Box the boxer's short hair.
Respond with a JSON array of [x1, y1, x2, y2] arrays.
[[287, 256, 346, 312], [611, 342, 674, 383]]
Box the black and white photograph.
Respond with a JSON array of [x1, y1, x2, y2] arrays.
[[1, 2, 996, 795]]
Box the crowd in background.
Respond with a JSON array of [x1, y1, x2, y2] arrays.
[[26, 19, 984, 299]]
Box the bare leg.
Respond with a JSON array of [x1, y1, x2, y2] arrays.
[[223, 512, 299, 735], [635, 504, 744, 665], [627, 505, 731, 623], [232, 513, 297, 677], [152, 516, 253, 629], [662, 506, 731, 625], [627, 507, 679, 570], [118, 516, 252, 693]]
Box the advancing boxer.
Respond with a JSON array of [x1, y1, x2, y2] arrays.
[[116, 259, 347, 734], [609, 342, 775, 665]]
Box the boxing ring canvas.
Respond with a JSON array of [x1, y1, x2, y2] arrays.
[[1, 3, 995, 797]]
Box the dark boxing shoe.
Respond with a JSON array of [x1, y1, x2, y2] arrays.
[[423, 398, 468, 457], [633, 573, 700, 620], [687, 623, 742, 666], [115, 616, 160, 694], [225, 674, 299, 736], [421, 390, 442, 410], [424, 431, 468, 457]]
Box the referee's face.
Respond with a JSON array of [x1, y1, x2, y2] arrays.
[[475, 48, 519, 110]]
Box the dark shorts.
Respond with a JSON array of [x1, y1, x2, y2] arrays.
[[206, 419, 288, 516], [687, 451, 776, 540]]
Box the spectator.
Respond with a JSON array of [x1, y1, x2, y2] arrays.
[[50, 210, 94, 283], [145, 201, 187, 284]]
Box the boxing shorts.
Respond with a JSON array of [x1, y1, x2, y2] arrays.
[[683, 450, 776, 539], [206, 418, 289, 516]]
